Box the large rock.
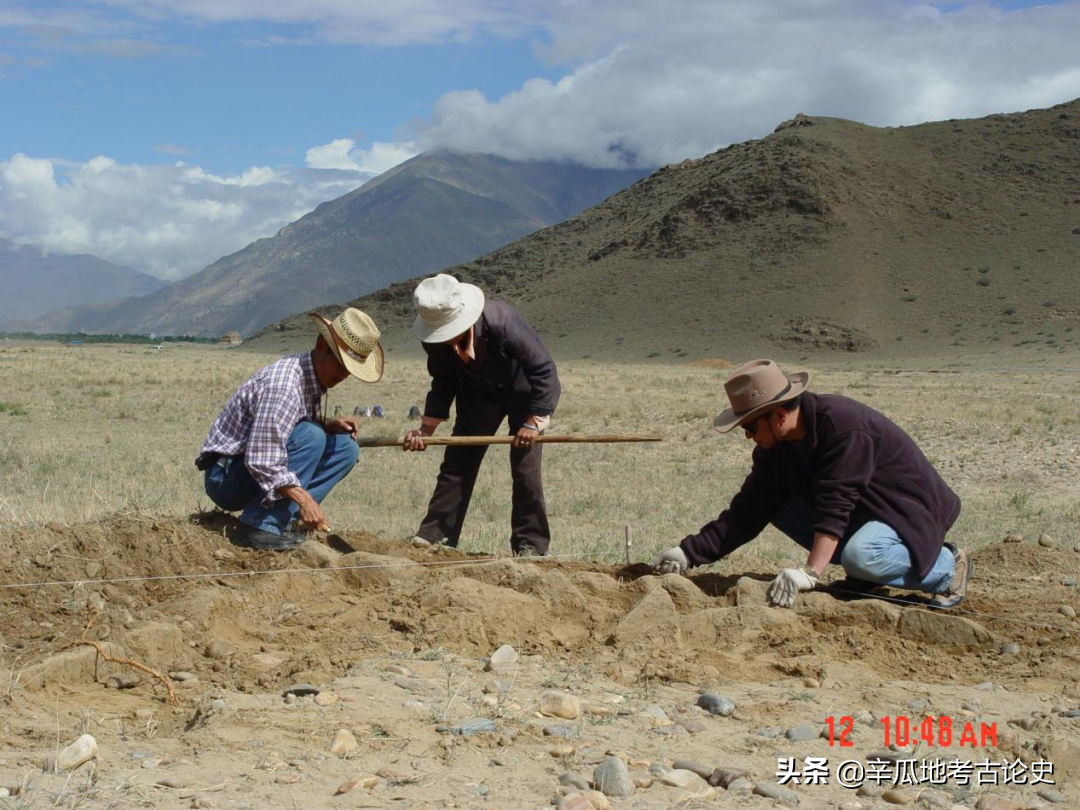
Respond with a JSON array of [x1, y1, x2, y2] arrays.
[[53, 734, 97, 772], [613, 586, 681, 646], [897, 609, 993, 651], [539, 691, 581, 720], [592, 756, 633, 797]]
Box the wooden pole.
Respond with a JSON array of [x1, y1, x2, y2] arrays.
[[624, 525, 632, 565], [356, 433, 663, 448]]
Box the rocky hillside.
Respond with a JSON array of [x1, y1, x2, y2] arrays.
[[0, 239, 165, 328], [32, 152, 649, 338], [256, 100, 1080, 362]]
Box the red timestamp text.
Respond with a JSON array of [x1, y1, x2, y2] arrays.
[[824, 716, 999, 748]]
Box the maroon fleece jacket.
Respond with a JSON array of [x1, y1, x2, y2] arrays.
[[680, 392, 961, 578]]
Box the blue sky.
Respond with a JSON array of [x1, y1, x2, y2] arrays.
[[2, 0, 1078, 281]]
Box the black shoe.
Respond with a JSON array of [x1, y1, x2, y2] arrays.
[[930, 543, 972, 610], [514, 546, 544, 558], [232, 524, 307, 551]]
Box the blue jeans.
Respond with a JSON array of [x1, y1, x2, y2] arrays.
[[203, 420, 358, 535], [770, 496, 955, 594]]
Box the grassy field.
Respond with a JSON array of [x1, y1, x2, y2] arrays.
[[1, 340, 1077, 566]]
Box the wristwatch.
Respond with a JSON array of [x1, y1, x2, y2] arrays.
[[799, 565, 820, 581]]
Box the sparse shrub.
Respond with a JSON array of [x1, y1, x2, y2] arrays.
[[901, 294, 918, 302], [1003, 307, 1017, 315], [0, 401, 28, 416]]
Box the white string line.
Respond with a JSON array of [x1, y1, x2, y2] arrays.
[[0, 548, 619, 591]]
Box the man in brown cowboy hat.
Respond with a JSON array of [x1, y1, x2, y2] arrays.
[[197, 308, 384, 550], [653, 359, 971, 609], [403, 273, 560, 557]]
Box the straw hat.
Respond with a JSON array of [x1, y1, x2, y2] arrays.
[[309, 308, 384, 383], [412, 274, 485, 343], [713, 359, 810, 433]]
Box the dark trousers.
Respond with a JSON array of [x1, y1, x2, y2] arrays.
[[416, 393, 549, 554]]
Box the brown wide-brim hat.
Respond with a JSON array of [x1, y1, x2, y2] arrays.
[[309, 309, 384, 383], [713, 359, 810, 433]]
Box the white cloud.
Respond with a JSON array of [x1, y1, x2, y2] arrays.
[[415, 0, 1080, 168], [305, 138, 419, 175], [0, 153, 373, 280]]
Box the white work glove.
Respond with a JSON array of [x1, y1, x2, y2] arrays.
[[652, 547, 690, 575], [767, 567, 819, 608]]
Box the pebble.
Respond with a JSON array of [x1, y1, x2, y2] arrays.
[[274, 774, 303, 785], [1063, 577, 1078, 586], [1000, 642, 1020, 655], [671, 759, 712, 779], [583, 790, 611, 809], [485, 644, 518, 672], [284, 694, 297, 705], [906, 698, 928, 711], [632, 776, 653, 789], [592, 756, 633, 797], [882, 788, 917, 804], [335, 775, 377, 794], [558, 795, 593, 810], [803, 677, 820, 688], [382, 663, 411, 676], [727, 777, 753, 792], [107, 673, 141, 690], [437, 718, 496, 736], [709, 766, 750, 788], [545, 725, 578, 738], [156, 776, 185, 789], [283, 683, 319, 698], [483, 679, 510, 694], [1037, 788, 1066, 804], [975, 682, 995, 691], [1074, 544, 1080, 554], [559, 773, 591, 791], [314, 692, 338, 706], [169, 671, 196, 682], [1062, 709, 1080, 718], [839, 803, 864, 810], [658, 769, 700, 788], [395, 677, 429, 694], [786, 722, 819, 741], [548, 744, 576, 758], [696, 693, 735, 716], [329, 729, 357, 756], [53, 734, 97, 772], [190, 799, 212, 809], [211, 699, 226, 712], [140, 759, 160, 769], [1059, 606, 1076, 618], [641, 704, 669, 722], [975, 797, 1024, 810], [857, 785, 884, 798], [677, 719, 707, 734], [540, 691, 582, 720], [204, 639, 235, 659], [753, 782, 798, 804], [1039, 533, 1057, 548]]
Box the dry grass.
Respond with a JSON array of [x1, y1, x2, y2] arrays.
[[0, 341, 1077, 567]]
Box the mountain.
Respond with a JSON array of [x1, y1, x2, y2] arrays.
[[34, 152, 650, 337], [0, 239, 165, 328], [255, 100, 1080, 361]]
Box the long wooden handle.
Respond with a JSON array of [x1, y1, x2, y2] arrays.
[[356, 433, 663, 448]]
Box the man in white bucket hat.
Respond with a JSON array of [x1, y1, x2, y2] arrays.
[[197, 308, 384, 551], [652, 359, 971, 610], [404, 273, 560, 557]]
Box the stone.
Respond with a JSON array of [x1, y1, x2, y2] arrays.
[[314, 692, 338, 706], [1000, 642, 1020, 655], [1037, 788, 1066, 804], [485, 644, 518, 672], [975, 797, 1023, 810], [548, 744, 576, 758], [540, 691, 582, 720], [156, 776, 185, 789], [897, 609, 993, 650], [275, 774, 303, 785], [53, 734, 97, 772], [696, 693, 735, 716], [283, 683, 320, 698], [640, 704, 669, 722], [632, 776, 653, 788], [1059, 606, 1076, 619], [1038, 533, 1056, 548], [753, 781, 798, 804], [906, 698, 929, 711], [786, 722, 819, 742], [204, 639, 235, 659], [335, 775, 378, 794], [583, 790, 610, 809], [839, 804, 864, 810], [881, 788, 917, 804], [728, 777, 753, 792], [558, 795, 593, 810], [559, 773, 591, 791], [329, 729, 358, 756], [169, 671, 196, 681], [544, 725, 578, 738], [437, 718, 496, 736], [592, 756, 633, 797], [670, 759, 712, 779], [382, 663, 411, 676], [394, 677, 429, 694], [709, 766, 750, 788], [658, 769, 700, 788], [107, 673, 141, 690]]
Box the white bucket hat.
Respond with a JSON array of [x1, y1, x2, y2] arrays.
[[309, 308, 384, 383], [412, 274, 485, 343]]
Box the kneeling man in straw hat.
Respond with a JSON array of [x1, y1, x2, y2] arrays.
[[404, 274, 560, 557], [653, 359, 972, 609], [196, 309, 384, 550]]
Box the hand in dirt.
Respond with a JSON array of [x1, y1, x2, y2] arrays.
[[767, 567, 817, 608], [294, 497, 325, 530], [403, 429, 429, 451], [651, 547, 689, 575], [325, 417, 359, 440]]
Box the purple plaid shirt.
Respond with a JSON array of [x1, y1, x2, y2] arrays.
[[201, 352, 324, 505]]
